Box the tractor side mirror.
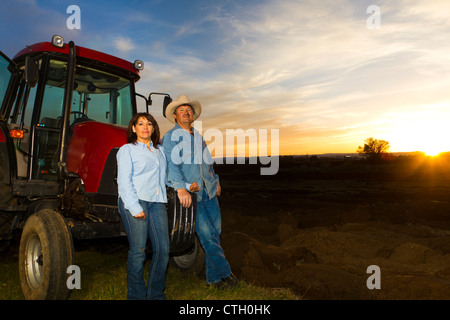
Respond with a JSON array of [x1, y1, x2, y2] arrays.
[[24, 56, 38, 88], [147, 92, 172, 117], [162, 96, 172, 118]]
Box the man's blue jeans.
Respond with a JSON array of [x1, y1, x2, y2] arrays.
[[195, 189, 231, 284], [119, 198, 170, 300]]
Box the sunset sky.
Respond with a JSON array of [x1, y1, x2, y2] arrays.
[[1, 0, 450, 156]]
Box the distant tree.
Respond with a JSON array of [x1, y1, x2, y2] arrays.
[[357, 137, 390, 162]]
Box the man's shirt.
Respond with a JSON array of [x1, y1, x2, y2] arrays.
[[161, 123, 219, 202], [117, 141, 167, 216]]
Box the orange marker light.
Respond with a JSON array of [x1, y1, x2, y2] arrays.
[[9, 129, 24, 139]]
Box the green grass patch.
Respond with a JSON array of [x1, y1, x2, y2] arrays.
[[0, 250, 23, 300], [1, 243, 298, 300]]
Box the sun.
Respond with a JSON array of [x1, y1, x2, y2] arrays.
[[386, 107, 450, 156], [416, 124, 450, 156], [423, 144, 443, 157], [391, 130, 448, 157]]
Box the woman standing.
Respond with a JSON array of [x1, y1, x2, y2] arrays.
[[117, 112, 169, 300]]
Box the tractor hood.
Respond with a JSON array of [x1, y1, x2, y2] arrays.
[[67, 121, 126, 193]]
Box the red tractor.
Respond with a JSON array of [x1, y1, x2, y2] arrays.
[[0, 36, 203, 299]]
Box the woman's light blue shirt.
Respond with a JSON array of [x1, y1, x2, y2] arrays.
[[117, 141, 167, 216]]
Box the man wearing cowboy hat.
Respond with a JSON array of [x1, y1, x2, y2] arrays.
[[161, 95, 238, 289]]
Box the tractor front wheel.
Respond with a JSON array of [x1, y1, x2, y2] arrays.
[[19, 209, 74, 300]]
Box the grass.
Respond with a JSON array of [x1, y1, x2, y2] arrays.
[[0, 240, 299, 300], [0, 249, 23, 300]]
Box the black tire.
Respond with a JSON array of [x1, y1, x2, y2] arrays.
[[171, 235, 205, 276], [19, 209, 74, 300]]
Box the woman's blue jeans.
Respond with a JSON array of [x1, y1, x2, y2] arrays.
[[195, 189, 231, 284], [119, 198, 170, 300]]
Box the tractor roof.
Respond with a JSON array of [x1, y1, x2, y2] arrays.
[[13, 42, 141, 80]]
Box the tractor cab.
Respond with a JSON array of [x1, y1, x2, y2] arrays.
[[1, 36, 141, 201]]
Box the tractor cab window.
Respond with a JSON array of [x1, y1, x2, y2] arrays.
[[32, 59, 134, 180], [0, 52, 12, 110], [7, 78, 36, 178], [39, 60, 133, 127], [32, 59, 64, 180], [71, 66, 133, 126]]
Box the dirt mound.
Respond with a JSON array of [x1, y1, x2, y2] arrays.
[[219, 174, 450, 300]]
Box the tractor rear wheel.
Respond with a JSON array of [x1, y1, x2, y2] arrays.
[[171, 235, 205, 276], [19, 209, 74, 300]]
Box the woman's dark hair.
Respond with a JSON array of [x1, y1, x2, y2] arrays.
[[126, 112, 161, 148]]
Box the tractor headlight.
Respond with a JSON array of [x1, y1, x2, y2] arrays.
[[51, 35, 65, 48], [134, 60, 144, 70]]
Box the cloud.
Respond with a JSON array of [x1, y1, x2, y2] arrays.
[[77, 0, 450, 154], [113, 37, 136, 54], [193, 0, 450, 151], [4, 0, 450, 154]]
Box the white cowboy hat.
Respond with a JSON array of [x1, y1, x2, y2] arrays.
[[164, 95, 202, 124]]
